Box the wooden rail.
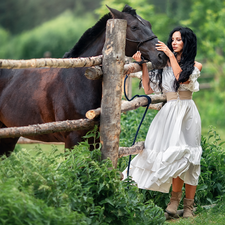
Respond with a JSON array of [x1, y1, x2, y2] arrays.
[[0, 55, 102, 69]]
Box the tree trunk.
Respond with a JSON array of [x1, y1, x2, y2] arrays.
[[0, 55, 102, 69], [100, 19, 127, 168]]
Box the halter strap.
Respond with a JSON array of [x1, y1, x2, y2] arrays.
[[126, 35, 157, 51]]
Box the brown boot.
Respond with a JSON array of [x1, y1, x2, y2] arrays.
[[183, 198, 194, 218], [165, 191, 182, 215]]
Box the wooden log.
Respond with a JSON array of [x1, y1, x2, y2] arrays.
[[124, 61, 153, 75], [0, 119, 99, 139], [100, 19, 127, 168], [118, 142, 144, 158], [129, 71, 142, 79], [85, 66, 103, 80], [121, 94, 166, 112], [0, 55, 102, 69], [85, 61, 153, 80], [200, 83, 211, 89], [86, 108, 102, 120], [85, 94, 166, 119], [84, 66, 103, 80], [149, 102, 164, 111]]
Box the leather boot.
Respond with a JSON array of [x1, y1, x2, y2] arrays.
[[165, 191, 182, 215], [183, 198, 194, 218]]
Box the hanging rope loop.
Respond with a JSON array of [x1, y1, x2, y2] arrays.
[[123, 74, 151, 178]]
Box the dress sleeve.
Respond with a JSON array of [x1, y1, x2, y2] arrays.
[[183, 67, 200, 92], [150, 81, 161, 94]]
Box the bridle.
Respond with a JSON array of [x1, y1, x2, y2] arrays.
[[126, 35, 157, 51], [125, 15, 158, 51]]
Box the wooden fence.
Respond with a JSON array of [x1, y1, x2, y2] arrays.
[[0, 19, 166, 168]]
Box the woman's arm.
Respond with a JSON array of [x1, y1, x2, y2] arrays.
[[132, 51, 153, 95], [195, 61, 202, 71]]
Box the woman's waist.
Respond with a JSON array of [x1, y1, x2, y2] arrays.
[[165, 91, 193, 102]]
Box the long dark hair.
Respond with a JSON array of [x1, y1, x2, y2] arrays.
[[149, 26, 197, 92]]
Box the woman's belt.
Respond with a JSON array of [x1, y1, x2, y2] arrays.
[[166, 91, 192, 101]]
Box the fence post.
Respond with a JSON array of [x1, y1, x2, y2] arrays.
[[100, 19, 127, 168]]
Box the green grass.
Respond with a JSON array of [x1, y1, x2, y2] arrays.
[[16, 143, 64, 152]]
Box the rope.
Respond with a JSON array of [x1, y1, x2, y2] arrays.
[[123, 74, 151, 178]]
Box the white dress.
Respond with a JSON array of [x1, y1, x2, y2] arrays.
[[122, 66, 202, 193]]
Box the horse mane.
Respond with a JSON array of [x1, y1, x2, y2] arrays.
[[63, 5, 136, 58], [122, 4, 137, 17], [63, 13, 112, 58]]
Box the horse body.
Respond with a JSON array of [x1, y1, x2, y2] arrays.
[[0, 5, 167, 155]]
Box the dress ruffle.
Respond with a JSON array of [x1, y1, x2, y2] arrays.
[[123, 145, 202, 193], [180, 67, 200, 92]]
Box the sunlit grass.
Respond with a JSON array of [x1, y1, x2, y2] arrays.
[[165, 205, 225, 224], [16, 143, 64, 154]]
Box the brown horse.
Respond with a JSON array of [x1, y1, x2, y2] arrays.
[[0, 5, 167, 156]]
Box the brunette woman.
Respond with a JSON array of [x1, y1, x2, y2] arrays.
[[123, 26, 202, 218]]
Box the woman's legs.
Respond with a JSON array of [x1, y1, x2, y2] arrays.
[[172, 177, 184, 192], [185, 184, 197, 199], [172, 177, 197, 199]]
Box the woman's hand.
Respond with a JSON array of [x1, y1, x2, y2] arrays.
[[155, 41, 173, 58], [132, 51, 142, 62]]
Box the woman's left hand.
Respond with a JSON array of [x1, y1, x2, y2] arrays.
[[155, 41, 173, 58]]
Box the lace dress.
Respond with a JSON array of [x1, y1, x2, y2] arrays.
[[122, 66, 202, 193]]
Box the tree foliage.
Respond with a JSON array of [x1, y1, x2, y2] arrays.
[[0, 0, 100, 35], [181, 0, 225, 92], [0, 11, 95, 59]]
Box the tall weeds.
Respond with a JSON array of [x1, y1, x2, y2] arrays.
[[0, 128, 165, 225]]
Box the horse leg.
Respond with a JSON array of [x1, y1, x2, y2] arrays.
[[65, 129, 100, 151], [0, 122, 19, 157], [64, 130, 87, 149], [0, 137, 19, 157]]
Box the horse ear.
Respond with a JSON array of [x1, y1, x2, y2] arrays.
[[106, 5, 123, 19]]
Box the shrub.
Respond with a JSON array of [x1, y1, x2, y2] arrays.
[[0, 128, 165, 225], [196, 127, 225, 205]]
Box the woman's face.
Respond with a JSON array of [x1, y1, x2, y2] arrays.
[[171, 31, 184, 54]]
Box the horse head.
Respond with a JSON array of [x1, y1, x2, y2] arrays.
[[107, 5, 167, 69]]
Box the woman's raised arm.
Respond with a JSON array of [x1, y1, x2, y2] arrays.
[[132, 51, 153, 95]]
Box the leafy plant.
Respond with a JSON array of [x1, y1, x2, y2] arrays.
[[0, 127, 165, 225], [196, 127, 225, 205]]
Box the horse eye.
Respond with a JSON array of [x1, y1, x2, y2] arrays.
[[131, 26, 138, 31]]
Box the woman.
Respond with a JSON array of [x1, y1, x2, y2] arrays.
[[122, 26, 202, 218]]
